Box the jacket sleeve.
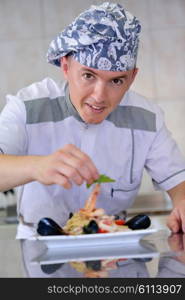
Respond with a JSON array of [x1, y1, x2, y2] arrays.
[[145, 109, 185, 191], [0, 94, 28, 155]]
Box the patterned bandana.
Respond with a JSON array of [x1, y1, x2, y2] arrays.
[[47, 2, 141, 71]]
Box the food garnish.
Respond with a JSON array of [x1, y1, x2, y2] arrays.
[[86, 174, 115, 188]]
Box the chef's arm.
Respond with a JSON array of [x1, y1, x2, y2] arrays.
[[0, 154, 42, 191], [0, 145, 99, 192], [166, 181, 185, 233]]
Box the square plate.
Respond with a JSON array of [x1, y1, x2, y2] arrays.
[[31, 228, 158, 249], [31, 239, 158, 265]]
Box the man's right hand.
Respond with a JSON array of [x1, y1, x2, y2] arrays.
[[33, 144, 99, 189]]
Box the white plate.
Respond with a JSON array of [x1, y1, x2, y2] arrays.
[[31, 228, 158, 249], [32, 239, 159, 265]]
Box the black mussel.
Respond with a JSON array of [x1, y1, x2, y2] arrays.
[[134, 257, 153, 263], [114, 214, 121, 220], [114, 211, 127, 220], [83, 220, 99, 234], [37, 217, 67, 236], [85, 260, 102, 271], [41, 263, 64, 274], [68, 212, 73, 219], [125, 214, 151, 230]]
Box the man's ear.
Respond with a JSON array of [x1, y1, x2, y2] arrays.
[[128, 67, 139, 87], [60, 56, 69, 79], [132, 67, 138, 81]]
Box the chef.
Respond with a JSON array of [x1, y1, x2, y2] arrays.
[[0, 2, 185, 238]]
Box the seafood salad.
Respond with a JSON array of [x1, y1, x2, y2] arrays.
[[63, 183, 130, 235], [37, 180, 151, 236]]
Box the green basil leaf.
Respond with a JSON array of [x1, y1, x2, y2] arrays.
[[86, 174, 116, 188]]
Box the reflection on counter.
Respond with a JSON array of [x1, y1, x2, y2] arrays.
[[20, 231, 185, 278]]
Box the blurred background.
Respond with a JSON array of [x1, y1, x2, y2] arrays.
[[0, 0, 185, 220]]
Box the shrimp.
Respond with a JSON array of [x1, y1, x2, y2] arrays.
[[86, 208, 105, 217], [84, 270, 109, 278], [80, 183, 102, 216]]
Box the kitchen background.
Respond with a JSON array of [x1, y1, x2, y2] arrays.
[[0, 0, 185, 218]]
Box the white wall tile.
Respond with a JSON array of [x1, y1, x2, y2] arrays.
[[151, 28, 185, 99], [149, 0, 185, 28], [41, 0, 94, 38], [0, 0, 42, 40], [131, 30, 157, 99], [0, 39, 44, 97]]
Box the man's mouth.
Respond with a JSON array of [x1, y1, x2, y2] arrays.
[[85, 103, 105, 114]]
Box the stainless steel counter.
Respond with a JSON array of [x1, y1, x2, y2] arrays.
[[0, 229, 185, 278]]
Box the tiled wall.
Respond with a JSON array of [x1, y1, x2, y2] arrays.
[[0, 0, 185, 195]]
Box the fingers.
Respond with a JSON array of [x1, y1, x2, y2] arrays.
[[56, 160, 85, 186], [183, 234, 185, 250], [180, 211, 185, 233], [56, 144, 99, 185], [167, 209, 181, 233], [168, 233, 185, 263], [41, 144, 100, 189], [168, 233, 183, 251], [52, 173, 72, 189], [177, 206, 185, 233], [167, 206, 185, 233], [62, 144, 99, 180]]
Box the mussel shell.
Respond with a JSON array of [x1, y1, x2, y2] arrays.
[[83, 220, 99, 234], [85, 260, 101, 271], [41, 263, 64, 274], [68, 212, 73, 219], [37, 217, 67, 236], [134, 257, 153, 263], [125, 214, 151, 230]]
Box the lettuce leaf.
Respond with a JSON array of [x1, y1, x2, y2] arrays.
[[86, 174, 115, 188]]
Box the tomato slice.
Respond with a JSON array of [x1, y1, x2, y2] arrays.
[[115, 219, 126, 226], [98, 228, 109, 233], [102, 219, 113, 225]]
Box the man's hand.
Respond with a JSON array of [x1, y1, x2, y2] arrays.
[[167, 233, 185, 263], [33, 144, 99, 189], [167, 204, 185, 233], [167, 181, 185, 233]]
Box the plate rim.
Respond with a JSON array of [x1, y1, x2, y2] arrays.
[[30, 228, 158, 241]]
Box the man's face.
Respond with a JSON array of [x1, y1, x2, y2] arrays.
[[61, 56, 138, 124]]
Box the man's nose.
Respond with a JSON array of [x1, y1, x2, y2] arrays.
[[92, 82, 107, 103]]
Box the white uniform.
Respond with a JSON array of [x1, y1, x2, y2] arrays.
[[1, 77, 185, 238]]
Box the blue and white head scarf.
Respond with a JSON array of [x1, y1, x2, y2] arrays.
[[47, 2, 141, 71]]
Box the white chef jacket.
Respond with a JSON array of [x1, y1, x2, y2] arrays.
[[1, 77, 185, 238]]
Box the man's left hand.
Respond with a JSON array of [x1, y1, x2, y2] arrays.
[[167, 181, 185, 233], [167, 204, 185, 233]]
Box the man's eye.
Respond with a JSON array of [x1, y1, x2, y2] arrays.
[[112, 78, 123, 85], [83, 73, 94, 79]]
